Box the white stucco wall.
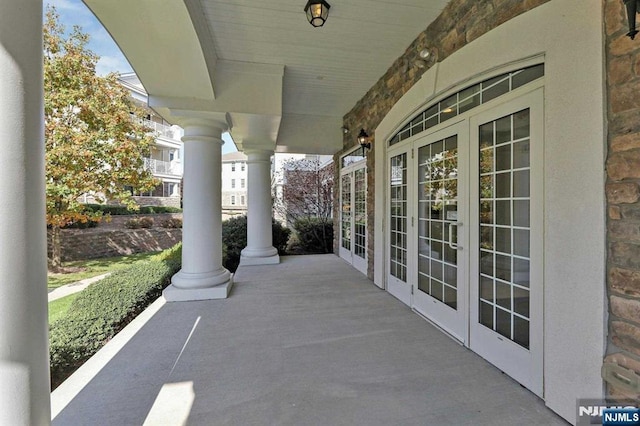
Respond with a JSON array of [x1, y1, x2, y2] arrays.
[[375, 0, 605, 422]]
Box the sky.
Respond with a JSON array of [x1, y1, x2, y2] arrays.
[[44, 0, 237, 153]]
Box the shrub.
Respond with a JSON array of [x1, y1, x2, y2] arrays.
[[221, 215, 290, 272], [221, 215, 247, 272], [293, 217, 333, 254], [123, 218, 139, 229], [138, 217, 154, 228], [84, 204, 182, 215], [84, 204, 130, 215], [124, 217, 154, 229], [139, 206, 182, 214], [49, 244, 182, 388], [272, 219, 291, 254], [161, 217, 182, 228]]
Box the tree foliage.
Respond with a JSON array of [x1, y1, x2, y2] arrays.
[[44, 7, 157, 268], [273, 158, 334, 226]]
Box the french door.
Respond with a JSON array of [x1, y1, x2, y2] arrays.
[[412, 122, 468, 341], [387, 148, 411, 306], [340, 164, 367, 274], [468, 89, 543, 397], [386, 87, 543, 396]]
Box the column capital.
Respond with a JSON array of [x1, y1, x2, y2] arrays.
[[244, 149, 273, 163], [167, 109, 231, 137]]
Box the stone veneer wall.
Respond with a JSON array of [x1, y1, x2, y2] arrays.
[[334, 0, 551, 279], [604, 0, 640, 401]]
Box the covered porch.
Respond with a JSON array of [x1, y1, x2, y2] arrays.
[[2, 0, 633, 424], [52, 255, 564, 425]]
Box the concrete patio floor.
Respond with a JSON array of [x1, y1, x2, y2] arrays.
[[51, 254, 567, 425]]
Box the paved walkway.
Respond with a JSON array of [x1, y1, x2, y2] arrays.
[[51, 255, 567, 425], [48, 273, 110, 302]]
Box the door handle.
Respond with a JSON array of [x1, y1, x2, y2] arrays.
[[448, 222, 462, 250]]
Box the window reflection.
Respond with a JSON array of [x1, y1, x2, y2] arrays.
[[389, 65, 544, 146]]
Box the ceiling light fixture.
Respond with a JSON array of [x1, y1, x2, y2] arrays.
[[304, 0, 331, 28]]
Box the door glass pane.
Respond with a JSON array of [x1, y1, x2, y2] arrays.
[[390, 154, 408, 282], [417, 137, 458, 310], [341, 175, 351, 250], [354, 168, 366, 259], [478, 109, 531, 349]]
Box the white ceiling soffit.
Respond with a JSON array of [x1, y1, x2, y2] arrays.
[[276, 114, 343, 155], [202, 0, 449, 117], [84, 0, 214, 102]]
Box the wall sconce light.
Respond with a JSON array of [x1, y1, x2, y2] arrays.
[[624, 0, 640, 39], [304, 0, 331, 27], [358, 128, 371, 156], [341, 126, 349, 134]]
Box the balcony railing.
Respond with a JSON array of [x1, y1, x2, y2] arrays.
[[143, 158, 183, 176], [138, 118, 179, 140]]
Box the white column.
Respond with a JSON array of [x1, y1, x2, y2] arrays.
[[240, 150, 279, 265], [0, 1, 51, 425], [164, 119, 232, 301]]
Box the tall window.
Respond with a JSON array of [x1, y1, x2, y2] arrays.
[[231, 196, 236, 205], [241, 195, 245, 205], [231, 162, 236, 171], [241, 162, 245, 171], [241, 178, 245, 189], [231, 179, 236, 189]]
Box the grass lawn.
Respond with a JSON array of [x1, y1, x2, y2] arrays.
[[49, 293, 79, 325], [48, 251, 159, 291]]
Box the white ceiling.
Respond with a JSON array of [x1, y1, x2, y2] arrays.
[[85, 0, 449, 154], [203, 0, 448, 116]]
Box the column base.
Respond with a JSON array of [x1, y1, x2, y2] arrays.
[[240, 253, 280, 266], [164, 268, 233, 301], [240, 246, 280, 266]]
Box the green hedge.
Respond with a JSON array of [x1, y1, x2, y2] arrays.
[[293, 217, 333, 254], [84, 204, 182, 215], [221, 215, 290, 272], [49, 244, 182, 388]]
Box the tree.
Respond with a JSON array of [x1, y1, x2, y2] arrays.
[[273, 157, 334, 225], [273, 157, 334, 252], [44, 7, 157, 270]]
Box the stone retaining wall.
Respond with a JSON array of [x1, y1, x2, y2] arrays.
[[132, 195, 181, 208], [48, 214, 182, 261], [98, 213, 182, 231]]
